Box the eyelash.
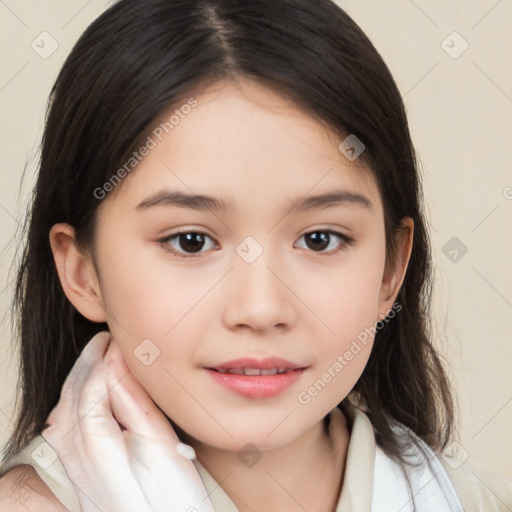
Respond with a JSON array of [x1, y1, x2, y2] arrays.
[[158, 229, 354, 259]]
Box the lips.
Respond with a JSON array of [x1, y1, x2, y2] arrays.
[[204, 357, 308, 398], [205, 357, 306, 373]]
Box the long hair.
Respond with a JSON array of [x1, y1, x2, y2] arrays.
[[3, 0, 455, 464]]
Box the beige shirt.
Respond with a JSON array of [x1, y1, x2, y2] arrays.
[[1, 403, 511, 511]]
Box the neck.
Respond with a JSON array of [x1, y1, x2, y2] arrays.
[[188, 408, 350, 512]]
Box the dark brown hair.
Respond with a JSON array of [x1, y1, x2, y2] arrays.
[[3, 0, 455, 465]]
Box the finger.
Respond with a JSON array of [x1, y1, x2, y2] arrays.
[[104, 340, 180, 443], [40, 424, 61, 451], [76, 352, 120, 434], [75, 342, 129, 451], [69, 331, 112, 406], [65, 332, 116, 438], [45, 331, 112, 427], [80, 330, 112, 361], [72, 345, 142, 493]]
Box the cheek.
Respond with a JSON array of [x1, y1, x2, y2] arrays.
[[98, 241, 212, 338], [298, 240, 385, 404], [307, 242, 385, 342]]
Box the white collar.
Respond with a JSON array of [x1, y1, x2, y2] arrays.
[[193, 403, 464, 512]]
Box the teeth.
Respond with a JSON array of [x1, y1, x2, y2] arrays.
[[244, 368, 262, 375], [216, 367, 292, 375], [226, 368, 245, 375]]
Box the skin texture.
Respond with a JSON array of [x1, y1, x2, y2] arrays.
[[48, 78, 414, 512], [0, 465, 67, 511]]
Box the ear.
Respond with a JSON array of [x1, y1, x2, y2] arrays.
[[49, 223, 107, 323], [377, 217, 414, 320]]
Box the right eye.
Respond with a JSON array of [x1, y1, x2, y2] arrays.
[[159, 231, 218, 258]]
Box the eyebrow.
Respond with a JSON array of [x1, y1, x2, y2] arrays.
[[136, 189, 373, 213]]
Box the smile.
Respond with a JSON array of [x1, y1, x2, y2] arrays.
[[214, 367, 293, 375]]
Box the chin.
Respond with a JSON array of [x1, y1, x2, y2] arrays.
[[174, 413, 312, 453]]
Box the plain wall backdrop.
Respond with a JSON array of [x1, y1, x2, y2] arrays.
[[1, 0, 511, 488]]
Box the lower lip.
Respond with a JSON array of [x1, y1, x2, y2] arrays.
[[204, 368, 305, 398]]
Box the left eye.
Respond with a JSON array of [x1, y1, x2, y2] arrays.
[[294, 230, 352, 255]]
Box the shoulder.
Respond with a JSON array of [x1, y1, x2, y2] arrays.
[[0, 464, 67, 512], [438, 457, 512, 512]]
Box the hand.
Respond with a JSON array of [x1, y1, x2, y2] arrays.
[[42, 331, 214, 512]]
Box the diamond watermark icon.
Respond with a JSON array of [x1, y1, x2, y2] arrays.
[[441, 441, 469, 469], [236, 236, 264, 264], [134, 338, 161, 366], [441, 31, 469, 59], [442, 236, 468, 263], [338, 134, 365, 161], [31, 32, 59, 59], [237, 442, 262, 468], [31, 441, 58, 469]]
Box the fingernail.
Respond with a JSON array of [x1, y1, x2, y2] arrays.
[[176, 442, 196, 460]]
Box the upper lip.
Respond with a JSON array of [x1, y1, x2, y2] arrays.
[[206, 357, 306, 371]]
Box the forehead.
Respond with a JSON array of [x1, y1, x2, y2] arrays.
[[100, 79, 381, 216]]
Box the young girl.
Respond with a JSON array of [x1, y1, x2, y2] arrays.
[[0, 0, 510, 510]]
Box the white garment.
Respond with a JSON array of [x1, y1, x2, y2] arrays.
[[371, 427, 464, 511], [2, 403, 507, 511]]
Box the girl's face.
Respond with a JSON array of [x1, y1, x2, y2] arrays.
[[72, 79, 410, 451]]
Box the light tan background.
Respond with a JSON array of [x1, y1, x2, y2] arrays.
[[1, 0, 511, 482]]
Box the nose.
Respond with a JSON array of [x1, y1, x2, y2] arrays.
[[222, 249, 297, 335]]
